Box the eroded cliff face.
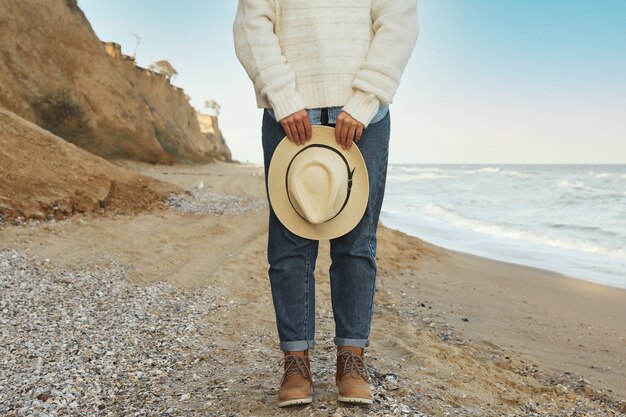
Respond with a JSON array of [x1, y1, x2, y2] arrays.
[[0, 0, 231, 164], [197, 114, 233, 162]]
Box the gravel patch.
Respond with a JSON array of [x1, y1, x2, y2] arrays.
[[0, 249, 222, 416], [164, 191, 266, 216]]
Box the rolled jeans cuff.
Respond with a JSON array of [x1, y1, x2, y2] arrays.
[[280, 339, 315, 352], [334, 337, 369, 348]]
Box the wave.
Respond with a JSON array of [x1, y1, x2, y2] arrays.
[[557, 179, 626, 197], [501, 169, 533, 178], [422, 203, 626, 260], [558, 179, 596, 192], [586, 170, 624, 179], [387, 172, 452, 182], [405, 166, 447, 173], [462, 166, 532, 178], [389, 166, 448, 175], [464, 167, 501, 174], [548, 223, 619, 237]]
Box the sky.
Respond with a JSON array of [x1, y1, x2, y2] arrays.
[[77, 0, 626, 164]]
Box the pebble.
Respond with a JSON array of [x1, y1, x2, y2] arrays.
[[0, 249, 219, 416], [164, 190, 265, 216]]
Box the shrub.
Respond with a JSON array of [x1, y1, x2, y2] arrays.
[[31, 88, 91, 147]]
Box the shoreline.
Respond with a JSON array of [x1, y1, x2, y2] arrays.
[[380, 217, 626, 291], [382, 163, 626, 292], [2, 160, 624, 414]]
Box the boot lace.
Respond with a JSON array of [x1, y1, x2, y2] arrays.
[[337, 349, 369, 380], [278, 354, 311, 386]]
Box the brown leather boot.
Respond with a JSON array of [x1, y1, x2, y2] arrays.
[[336, 346, 373, 404], [277, 350, 313, 407]]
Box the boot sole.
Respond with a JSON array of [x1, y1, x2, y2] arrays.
[[338, 395, 373, 404], [277, 397, 313, 407]]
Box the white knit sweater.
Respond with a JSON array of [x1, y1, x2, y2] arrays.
[[233, 0, 419, 127]]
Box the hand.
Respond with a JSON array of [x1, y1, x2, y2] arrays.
[[335, 111, 364, 150], [280, 110, 312, 145]]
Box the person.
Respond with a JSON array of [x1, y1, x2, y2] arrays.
[[233, 0, 418, 407]]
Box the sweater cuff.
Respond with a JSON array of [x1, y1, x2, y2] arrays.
[[268, 88, 307, 121], [341, 90, 380, 128]]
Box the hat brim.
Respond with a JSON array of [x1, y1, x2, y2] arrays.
[[268, 125, 369, 240]]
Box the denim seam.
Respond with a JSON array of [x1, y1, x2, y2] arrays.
[[304, 241, 311, 350], [364, 119, 390, 338], [364, 176, 380, 337]]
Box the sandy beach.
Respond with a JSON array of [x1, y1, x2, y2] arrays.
[[1, 1, 624, 414], [1, 160, 624, 416]]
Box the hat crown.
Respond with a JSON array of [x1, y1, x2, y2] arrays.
[[287, 147, 348, 225]]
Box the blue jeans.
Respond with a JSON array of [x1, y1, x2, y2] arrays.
[[261, 108, 391, 351]]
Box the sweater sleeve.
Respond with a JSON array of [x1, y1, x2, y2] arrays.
[[342, 0, 419, 127], [233, 0, 306, 121]]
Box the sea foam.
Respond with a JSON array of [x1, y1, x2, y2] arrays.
[[381, 164, 626, 288], [422, 202, 626, 261]]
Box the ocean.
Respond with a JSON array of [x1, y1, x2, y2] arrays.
[[380, 164, 626, 289]]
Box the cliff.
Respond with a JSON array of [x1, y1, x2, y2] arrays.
[[197, 113, 233, 162], [0, 0, 231, 164]]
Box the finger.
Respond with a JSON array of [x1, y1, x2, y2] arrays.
[[282, 123, 295, 143], [346, 125, 357, 150], [355, 125, 364, 142], [339, 122, 350, 149], [334, 117, 342, 144], [288, 120, 300, 144], [304, 115, 312, 141], [295, 120, 306, 145]]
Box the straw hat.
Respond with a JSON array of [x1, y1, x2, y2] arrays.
[[268, 125, 369, 240]]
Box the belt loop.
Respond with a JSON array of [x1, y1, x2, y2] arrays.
[[321, 108, 329, 126]]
